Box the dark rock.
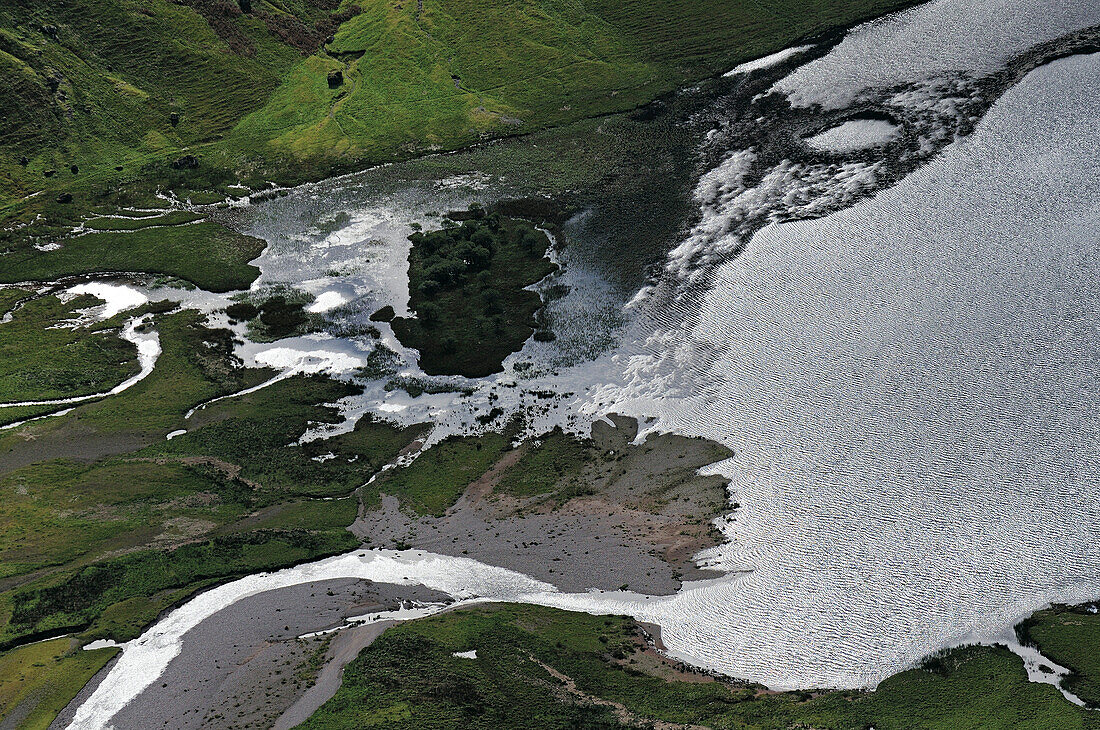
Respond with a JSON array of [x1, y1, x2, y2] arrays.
[[115, 165, 124, 171], [326, 34, 335, 45], [170, 154, 199, 170], [237, 0, 251, 13], [370, 305, 395, 322], [43, 169, 56, 177], [41, 25, 58, 39], [56, 193, 72, 203], [169, 111, 180, 126], [327, 69, 343, 88], [18, 156, 28, 166], [70, 164, 78, 174]]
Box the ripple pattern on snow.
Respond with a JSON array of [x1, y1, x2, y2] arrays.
[[593, 51, 1100, 688]]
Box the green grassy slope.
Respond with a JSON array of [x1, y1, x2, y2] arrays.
[[0, 637, 118, 730], [300, 604, 1099, 730], [0, 0, 919, 221]]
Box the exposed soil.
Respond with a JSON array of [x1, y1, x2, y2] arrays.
[[353, 416, 734, 595]]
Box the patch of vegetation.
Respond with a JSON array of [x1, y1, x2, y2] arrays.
[[489, 419, 732, 518], [4, 529, 355, 647], [392, 212, 556, 377], [1018, 602, 1100, 707], [299, 604, 1099, 730], [0, 637, 118, 730], [13, 308, 269, 435], [147, 374, 427, 501], [227, 290, 316, 340], [0, 291, 139, 402], [384, 376, 475, 399], [0, 222, 265, 292], [366, 432, 509, 517], [297, 634, 335, 686], [0, 403, 68, 428], [493, 429, 597, 500]]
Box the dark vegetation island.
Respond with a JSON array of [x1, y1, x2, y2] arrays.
[[391, 209, 557, 377]]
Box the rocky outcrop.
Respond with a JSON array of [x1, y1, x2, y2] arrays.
[[171, 154, 199, 170]]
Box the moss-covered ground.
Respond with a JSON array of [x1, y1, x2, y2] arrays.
[[0, 221, 266, 292], [0, 290, 139, 402], [0, 306, 425, 724], [300, 604, 1100, 730], [365, 432, 510, 517]]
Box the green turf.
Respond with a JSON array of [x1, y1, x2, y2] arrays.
[[0, 308, 267, 438], [0, 403, 69, 428], [3, 528, 356, 648], [0, 310, 423, 654], [146, 374, 428, 501], [300, 604, 1100, 730], [1019, 603, 1100, 707], [0, 637, 118, 730], [0, 291, 139, 402], [365, 432, 510, 517], [391, 213, 557, 377], [493, 429, 596, 499], [0, 222, 265, 292]]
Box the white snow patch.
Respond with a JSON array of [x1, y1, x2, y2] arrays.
[[66, 283, 148, 320], [805, 119, 900, 152], [253, 345, 366, 374], [724, 45, 813, 76], [306, 291, 350, 313]]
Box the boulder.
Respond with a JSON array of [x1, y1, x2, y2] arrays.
[[56, 193, 72, 203], [237, 0, 251, 13], [370, 305, 396, 322], [169, 111, 180, 126], [70, 164, 78, 174], [170, 154, 199, 170], [18, 156, 28, 166]]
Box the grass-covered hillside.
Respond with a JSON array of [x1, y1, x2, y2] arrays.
[[300, 604, 1098, 730], [0, 0, 919, 223]]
